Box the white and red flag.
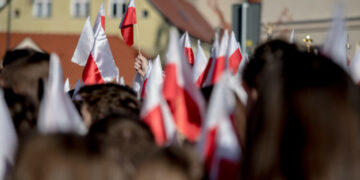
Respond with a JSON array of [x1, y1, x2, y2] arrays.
[[0, 89, 17, 180], [226, 31, 243, 75], [38, 54, 87, 135], [197, 72, 242, 180], [163, 28, 206, 142], [199, 32, 219, 87], [181, 32, 195, 66], [120, 0, 137, 47], [141, 56, 176, 146], [203, 30, 229, 86], [349, 48, 360, 85], [193, 40, 208, 87], [72, 3, 119, 85]]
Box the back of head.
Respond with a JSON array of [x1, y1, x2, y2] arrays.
[[1, 49, 50, 105], [134, 145, 203, 180], [243, 52, 360, 179], [11, 134, 126, 180], [76, 84, 140, 125], [87, 112, 157, 176], [3, 88, 38, 137]]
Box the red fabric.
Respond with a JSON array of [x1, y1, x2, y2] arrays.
[[217, 159, 239, 180], [82, 54, 105, 85], [140, 78, 148, 98], [101, 16, 105, 30], [184, 47, 195, 66], [200, 57, 213, 86], [211, 56, 226, 84], [143, 106, 167, 145], [195, 70, 206, 87], [204, 127, 217, 173], [163, 64, 202, 141], [229, 49, 242, 74], [120, 7, 137, 47]]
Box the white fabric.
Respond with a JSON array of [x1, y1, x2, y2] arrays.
[[193, 40, 208, 83], [119, 76, 125, 85], [226, 31, 239, 71], [289, 29, 295, 44], [322, 3, 347, 71], [71, 17, 94, 66], [0, 89, 17, 180], [349, 48, 360, 83], [37, 53, 87, 135], [64, 78, 70, 92]]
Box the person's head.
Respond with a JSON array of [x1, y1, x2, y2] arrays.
[[3, 88, 38, 137], [11, 133, 126, 180], [134, 145, 203, 180], [243, 52, 360, 179], [87, 112, 157, 177], [75, 84, 140, 127], [0, 49, 50, 105], [243, 40, 300, 108]]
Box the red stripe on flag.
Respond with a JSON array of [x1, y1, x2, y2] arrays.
[[204, 127, 217, 173], [141, 78, 148, 98], [82, 54, 105, 85], [211, 56, 226, 84], [200, 57, 213, 86], [121, 7, 137, 26], [121, 25, 134, 47], [195, 70, 206, 87], [163, 64, 202, 141], [101, 16, 105, 30], [229, 49, 242, 74], [185, 47, 195, 66], [143, 106, 167, 145]]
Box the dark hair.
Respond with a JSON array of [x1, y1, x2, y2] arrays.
[[77, 84, 140, 124], [11, 133, 127, 180], [243, 40, 300, 90], [1, 49, 50, 105], [243, 52, 360, 179], [3, 88, 38, 137], [134, 145, 203, 180], [87, 112, 157, 177]]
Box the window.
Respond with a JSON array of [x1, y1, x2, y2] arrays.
[[33, 0, 52, 18], [71, 0, 90, 18], [108, 0, 126, 18]]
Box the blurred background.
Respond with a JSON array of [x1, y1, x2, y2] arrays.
[[0, 0, 360, 86]]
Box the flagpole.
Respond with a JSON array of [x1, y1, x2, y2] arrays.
[[136, 20, 141, 54]]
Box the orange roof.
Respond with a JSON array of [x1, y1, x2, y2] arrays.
[[149, 0, 215, 43], [0, 33, 139, 88]]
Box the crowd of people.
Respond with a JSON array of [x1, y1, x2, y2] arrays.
[[1, 32, 360, 180]]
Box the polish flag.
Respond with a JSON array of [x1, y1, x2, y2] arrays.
[[226, 31, 243, 75], [120, 0, 137, 47], [322, 3, 347, 71], [140, 59, 153, 98], [38, 54, 87, 135], [163, 28, 206, 142], [0, 89, 18, 180], [71, 17, 94, 66], [82, 3, 119, 85], [203, 30, 229, 86], [141, 56, 176, 145], [181, 32, 195, 66], [197, 72, 242, 180], [349, 48, 360, 85], [199, 32, 219, 87], [193, 40, 208, 87]]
